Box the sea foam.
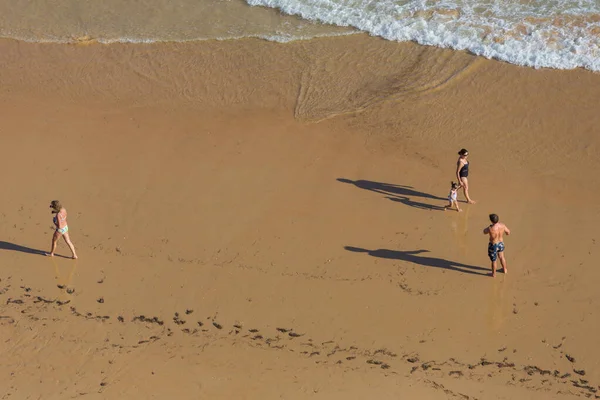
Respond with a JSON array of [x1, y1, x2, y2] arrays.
[[246, 0, 600, 71]]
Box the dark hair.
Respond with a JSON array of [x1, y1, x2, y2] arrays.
[[451, 181, 460, 189], [489, 214, 499, 224], [50, 200, 62, 213], [458, 148, 469, 156]]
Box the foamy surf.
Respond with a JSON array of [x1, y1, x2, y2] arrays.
[[2, 0, 599, 70], [246, 0, 600, 71]]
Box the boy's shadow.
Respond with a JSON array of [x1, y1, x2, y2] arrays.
[[345, 246, 489, 276], [337, 178, 446, 210], [0, 241, 70, 259]]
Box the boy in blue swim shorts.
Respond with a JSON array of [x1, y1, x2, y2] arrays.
[[483, 214, 511, 278]]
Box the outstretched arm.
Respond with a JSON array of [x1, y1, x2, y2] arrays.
[[405, 250, 429, 255], [504, 225, 511, 235]]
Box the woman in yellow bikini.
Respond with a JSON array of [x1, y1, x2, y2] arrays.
[[48, 200, 78, 259]]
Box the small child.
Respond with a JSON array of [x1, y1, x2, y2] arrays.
[[445, 181, 462, 212]]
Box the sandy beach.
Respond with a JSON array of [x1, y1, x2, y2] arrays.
[[1, 35, 600, 399]]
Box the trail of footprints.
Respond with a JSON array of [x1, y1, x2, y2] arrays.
[[1, 279, 599, 399]]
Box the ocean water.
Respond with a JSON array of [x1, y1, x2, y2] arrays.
[[1, 0, 599, 71], [0, 0, 353, 43], [248, 0, 600, 70]]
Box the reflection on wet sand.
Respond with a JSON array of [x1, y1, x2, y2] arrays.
[[51, 257, 78, 302]]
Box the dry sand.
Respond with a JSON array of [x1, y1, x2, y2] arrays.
[[1, 35, 600, 399]]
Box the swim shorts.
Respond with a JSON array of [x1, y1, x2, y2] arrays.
[[487, 242, 504, 262]]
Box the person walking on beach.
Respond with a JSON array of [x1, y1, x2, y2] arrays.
[[444, 181, 462, 212], [456, 148, 475, 204], [483, 214, 510, 277], [47, 200, 78, 259]]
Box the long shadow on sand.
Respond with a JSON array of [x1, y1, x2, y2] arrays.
[[337, 178, 446, 211], [0, 241, 70, 259], [345, 246, 489, 276]]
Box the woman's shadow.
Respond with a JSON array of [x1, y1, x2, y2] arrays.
[[337, 178, 446, 210], [345, 246, 489, 276], [0, 241, 70, 259]]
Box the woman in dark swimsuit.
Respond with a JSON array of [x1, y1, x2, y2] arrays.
[[456, 148, 475, 204]]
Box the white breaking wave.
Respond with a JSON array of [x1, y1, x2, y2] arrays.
[[246, 0, 600, 71]]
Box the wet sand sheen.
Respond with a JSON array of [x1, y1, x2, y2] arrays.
[[1, 35, 600, 399], [0, 0, 353, 43]]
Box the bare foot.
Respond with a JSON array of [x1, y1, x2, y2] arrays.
[[46, 253, 54, 257], [503, 268, 508, 274], [491, 272, 496, 278], [72, 255, 78, 260], [457, 209, 462, 212], [468, 200, 477, 204]]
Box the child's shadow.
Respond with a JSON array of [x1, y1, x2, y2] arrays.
[[385, 196, 446, 211], [337, 178, 446, 211]]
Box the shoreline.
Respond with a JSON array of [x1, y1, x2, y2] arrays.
[[5, 33, 600, 73]]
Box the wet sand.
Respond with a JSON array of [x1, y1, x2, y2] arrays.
[[1, 35, 600, 399]]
